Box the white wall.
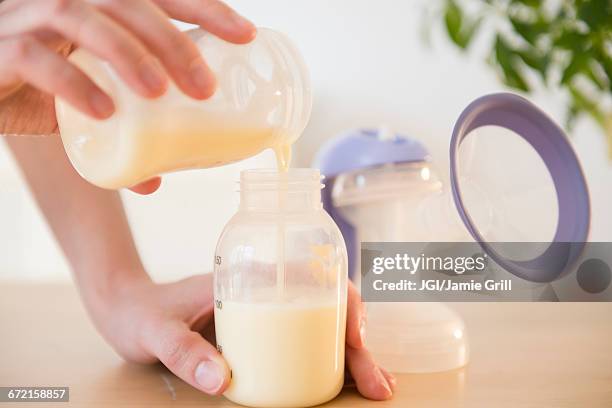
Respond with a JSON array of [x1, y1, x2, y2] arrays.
[[1, 0, 611, 282]]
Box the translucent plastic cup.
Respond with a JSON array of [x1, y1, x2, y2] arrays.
[[55, 28, 311, 189]]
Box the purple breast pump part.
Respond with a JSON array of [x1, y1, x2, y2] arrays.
[[316, 129, 430, 176], [450, 93, 590, 282], [315, 129, 430, 280]]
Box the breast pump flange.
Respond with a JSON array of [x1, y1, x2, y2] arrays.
[[314, 93, 591, 374]]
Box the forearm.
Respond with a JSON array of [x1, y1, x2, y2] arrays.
[[5, 135, 149, 308]]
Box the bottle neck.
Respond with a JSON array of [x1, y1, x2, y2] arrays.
[[239, 169, 323, 212]]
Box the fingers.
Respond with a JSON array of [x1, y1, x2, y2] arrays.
[[346, 282, 367, 349], [89, 0, 215, 99], [128, 177, 162, 195], [51, 0, 169, 98], [0, 0, 168, 98], [346, 346, 393, 401], [345, 283, 395, 399], [141, 319, 230, 395], [0, 36, 114, 119], [0, 0, 255, 103], [154, 0, 256, 44], [379, 367, 397, 392]]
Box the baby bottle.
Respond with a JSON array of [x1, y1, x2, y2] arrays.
[[214, 169, 348, 408], [55, 28, 311, 189]]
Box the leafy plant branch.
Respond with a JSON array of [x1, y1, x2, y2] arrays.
[[440, 0, 612, 156]]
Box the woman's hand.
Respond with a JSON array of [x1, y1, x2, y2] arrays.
[[90, 273, 395, 399], [0, 0, 255, 114], [0, 0, 256, 194]]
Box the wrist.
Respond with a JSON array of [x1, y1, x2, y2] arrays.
[[74, 263, 151, 318], [73, 265, 158, 364]]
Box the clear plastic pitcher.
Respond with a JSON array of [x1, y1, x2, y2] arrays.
[[213, 169, 347, 408], [55, 28, 311, 189]]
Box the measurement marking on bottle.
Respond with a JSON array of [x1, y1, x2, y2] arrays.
[[215, 299, 223, 310], [215, 256, 222, 265], [216, 344, 223, 354]]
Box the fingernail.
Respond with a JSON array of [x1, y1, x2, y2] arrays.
[[376, 367, 393, 398], [381, 367, 397, 390], [139, 57, 167, 95], [195, 360, 224, 393], [89, 91, 114, 118], [359, 316, 367, 347], [189, 59, 216, 98], [387, 373, 397, 389]]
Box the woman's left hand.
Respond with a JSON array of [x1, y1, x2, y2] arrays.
[[86, 273, 395, 399]]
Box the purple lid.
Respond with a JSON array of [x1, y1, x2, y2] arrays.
[[450, 93, 590, 282], [315, 128, 429, 177]]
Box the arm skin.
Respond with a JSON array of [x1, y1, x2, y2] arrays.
[[5, 135, 148, 305]]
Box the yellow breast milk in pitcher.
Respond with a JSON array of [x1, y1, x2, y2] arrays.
[[214, 169, 348, 408], [55, 28, 311, 188]]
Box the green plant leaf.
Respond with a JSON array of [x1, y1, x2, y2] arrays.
[[569, 84, 606, 127], [603, 60, 612, 90], [509, 17, 547, 46], [512, 0, 541, 8], [444, 0, 464, 47], [577, 0, 612, 31], [584, 60, 609, 91], [494, 35, 530, 92], [565, 102, 581, 131], [594, 47, 612, 90], [516, 47, 549, 79], [444, 0, 481, 49], [561, 52, 589, 85], [554, 30, 590, 52], [460, 18, 482, 48]]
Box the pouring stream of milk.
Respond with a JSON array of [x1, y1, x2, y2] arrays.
[[273, 143, 292, 300]]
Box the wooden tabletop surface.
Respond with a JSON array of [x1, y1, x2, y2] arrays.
[[0, 283, 611, 407]]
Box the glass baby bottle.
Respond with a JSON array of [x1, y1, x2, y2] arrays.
[[55, 28, 311, 189], [214, 169, 348, 408]]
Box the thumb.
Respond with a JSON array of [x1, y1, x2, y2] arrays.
[[141, 319, 230, 395]]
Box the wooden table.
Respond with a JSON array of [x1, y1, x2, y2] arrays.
[[1, 283, 611, 407]]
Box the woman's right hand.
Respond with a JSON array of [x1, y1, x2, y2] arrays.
[[0, 0, 256, 194], [0, 0, 256, 118]]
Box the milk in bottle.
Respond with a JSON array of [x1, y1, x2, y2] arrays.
[[214, 169, 348, 407]]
